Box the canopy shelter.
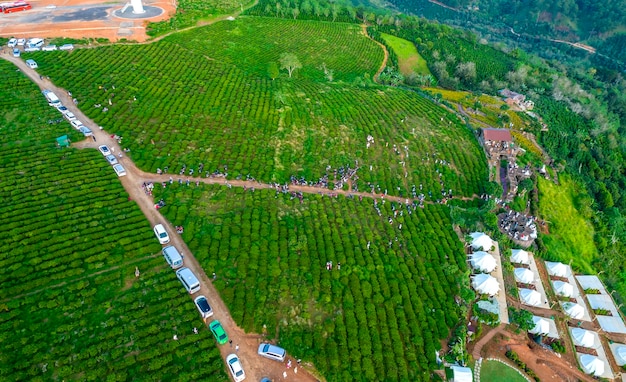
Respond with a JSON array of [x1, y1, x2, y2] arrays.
[[520, 288, 542, 306], [450, 365, 473, 382], [616, 346, 626, 364], [529, 316, 550, 336], [470, 251, 497, 273], [571, 328, 598, 348], [472, 273, 500, 296], [510, 249, 530, 265], [564, 302, 585, 319], [546, 261, 569, 277], [580, 354, 604, 377], [553, 281, 575, 298], [56, 135, 70, 148], [514, 268, 534, 284], [469, 232, 493, 251]]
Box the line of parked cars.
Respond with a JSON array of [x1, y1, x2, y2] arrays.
[[151, 223, 287, 381], [8, 37, 74, 54]]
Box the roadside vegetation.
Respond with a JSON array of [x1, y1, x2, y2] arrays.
[[0, 61, 226, 380]]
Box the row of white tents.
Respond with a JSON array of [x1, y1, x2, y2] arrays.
[[469, 233, 501, 297]]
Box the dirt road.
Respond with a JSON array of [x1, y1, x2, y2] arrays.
[[3, 53, 319, 382]]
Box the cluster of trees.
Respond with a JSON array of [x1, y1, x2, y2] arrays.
[[157, 184, 471, 380]]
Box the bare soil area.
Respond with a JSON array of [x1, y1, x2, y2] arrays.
[[0, 0, 175, 42]]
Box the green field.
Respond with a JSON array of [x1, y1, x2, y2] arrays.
[[0, 61, 226, 380], [28, 17, 488, 199], [537, 175, 597, 273], [480, 360, 527, 382], [155, 183, 470, 380], [381, 32, 431, 76]]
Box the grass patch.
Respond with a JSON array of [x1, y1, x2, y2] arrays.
[[480, 360, 527, 382], [380, 32, 431, 76], [537, 175, 597, 273]]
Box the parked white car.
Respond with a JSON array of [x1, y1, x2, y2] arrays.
[[17, 38, 25, 46], [113, 164, 126, 177], [42, 45, 57, 51], [153, 224, 170, 244], [59, 44, 74, 51], [226, 354, 246, 382], [98, 145, 111, 156], [8, 38, 17, 47]]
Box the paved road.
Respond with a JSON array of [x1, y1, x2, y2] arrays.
[[2, 53, 318, 382]]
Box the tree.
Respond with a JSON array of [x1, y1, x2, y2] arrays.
[[279, 53, 302, 78], [509, 308, 535, 331], [267, 62, 279, 80]]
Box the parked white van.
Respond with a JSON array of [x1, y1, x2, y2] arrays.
[[257, 343, 286, 362], [162, 245, 183, 269], [176, 267, 201, 294], [25, 59, 37, 69], [42, 90, 61, 107], [27, 38, 44, 48]]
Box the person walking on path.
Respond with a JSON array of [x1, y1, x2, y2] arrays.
[[235, 344, 239, 353]]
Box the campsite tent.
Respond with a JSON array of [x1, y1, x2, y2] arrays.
[[553, 281, 575, 298], [450, 365, 473, 382], [564, 302, 585, 319], [514, 268, 534, 284], [580, 354, 604, 377], [571, 328, 597, 348], [529, 316, 550, 336], [510, 249, 530, 265], [546, 261, 569, 277], [616, 346, 626, 364], [56, 135, 70, 148], [469, 232, 493, 251], [472, 274, 500, 296], [520, 288, 542, 306], [470, 251, 497, 273]]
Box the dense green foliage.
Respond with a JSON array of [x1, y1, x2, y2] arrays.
[[155, 183, 469, 380], [0, 61, 226, 380], [29, 18, 487, 199], [374, 20, 517, 90], [245, 0, 363, 22], [386, 0, 626, 59]]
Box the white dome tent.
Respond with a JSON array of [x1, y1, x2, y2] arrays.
[[470, 251, 497, 273], [514, 268, 534, 284], [472, 273, 500, 296], [571, 328, 597, 348], [520, 288, 542, 306], [553, 281, 575, 298], [469, 232, 493, 251], [616, 346, 626, 364], [563, 302, 585, 319], [546, 261, 569, 277], [580, 354, 605, 377], [529, 316, 550, 336], [510, 249, 530, 265]]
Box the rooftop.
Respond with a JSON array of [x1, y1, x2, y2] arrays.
[[483, 128, 512, 142]]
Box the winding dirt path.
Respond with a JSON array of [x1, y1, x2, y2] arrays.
[[3, 53, 318, 382], [361, 23, 388, 82], [472, 323, 505, 360]]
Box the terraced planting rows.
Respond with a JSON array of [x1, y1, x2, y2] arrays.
[[0, 61, 226, 380], [28, 18, 487, 199], [155, 184, 470, 380]]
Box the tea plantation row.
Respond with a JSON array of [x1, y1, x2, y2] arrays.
[[154, 183, 470, 380], [28, 17, 487, 199], [0, 61, 226, 380]]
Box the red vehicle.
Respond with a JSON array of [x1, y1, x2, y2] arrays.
[[1, 1, 32, 13]]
